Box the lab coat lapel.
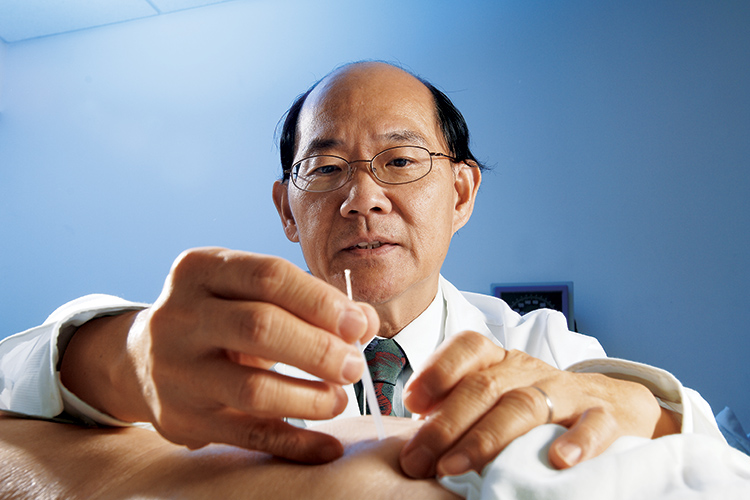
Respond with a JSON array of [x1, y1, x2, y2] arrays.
[[440, 275, 497, 344]]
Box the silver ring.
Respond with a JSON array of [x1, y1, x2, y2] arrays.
[[530, 386, 554, 424]]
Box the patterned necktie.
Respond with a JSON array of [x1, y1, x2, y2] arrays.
[[355, 337, 408, 417]]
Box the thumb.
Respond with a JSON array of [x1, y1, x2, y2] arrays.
[[548, 407, 618, 469]]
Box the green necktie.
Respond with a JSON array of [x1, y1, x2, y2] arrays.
[[355, 337, 408, 417]]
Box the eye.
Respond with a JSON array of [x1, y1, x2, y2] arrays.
[[386, 156, 414, 168], [298, 157, 346, 177], [311, 163, 342, 175]]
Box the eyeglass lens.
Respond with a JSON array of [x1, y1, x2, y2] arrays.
[[292, 146, 433, 192]]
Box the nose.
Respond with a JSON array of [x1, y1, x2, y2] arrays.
[[339, 162, 393, 217]]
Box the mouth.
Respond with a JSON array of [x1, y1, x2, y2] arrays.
[[342, 240, 398, 253], [350, 241, 384, 250]]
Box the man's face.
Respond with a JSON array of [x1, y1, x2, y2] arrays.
[[273, 63, 479, 312]]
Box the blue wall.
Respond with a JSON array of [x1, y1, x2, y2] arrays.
[[1, 0, 748, 425]]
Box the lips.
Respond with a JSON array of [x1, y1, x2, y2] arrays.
[[341, 238, 396, 252], [354, 241, 383, 250]]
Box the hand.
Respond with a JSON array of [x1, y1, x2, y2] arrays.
[[61, 247, 379, 463], [398, 330, 678, 478]]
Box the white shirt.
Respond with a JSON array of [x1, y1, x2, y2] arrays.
[[0, 276, 723, 439], [281, 276, 721, 437]]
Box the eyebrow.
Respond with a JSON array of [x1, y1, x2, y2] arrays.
[[302, 130, 430, 157], [304, 137, 342, 156], [382, 130, 429, 147]]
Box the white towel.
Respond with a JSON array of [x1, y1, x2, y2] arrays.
[[440, 424, 750, 500]]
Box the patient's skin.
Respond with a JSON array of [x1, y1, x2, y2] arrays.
[[0, 415, 459, 499]]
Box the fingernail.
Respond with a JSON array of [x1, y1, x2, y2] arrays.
[[401, 445, 436, 478], [402, 387, 414, 408], [557, 442, 582, 466], [439, 452, 472, 476], [332, 388, 348, 415], [402, 382, 432, 413], [341, 351, 364, 382], [315, 439, 344, 463], [337, 306, 367, 340]]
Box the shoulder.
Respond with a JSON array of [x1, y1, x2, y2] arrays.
[[458, 290, 521, 328], [441, 277, 606, 368]]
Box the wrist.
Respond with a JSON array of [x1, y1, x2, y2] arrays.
[[60, 310, 146, 423]]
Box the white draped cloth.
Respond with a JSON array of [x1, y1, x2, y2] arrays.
[[440, 424, 750, 500]]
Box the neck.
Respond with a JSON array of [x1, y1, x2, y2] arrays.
[[372, 278, 439, 338]]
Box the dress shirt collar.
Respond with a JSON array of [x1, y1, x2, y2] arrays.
[[389, 279, 446, 376]]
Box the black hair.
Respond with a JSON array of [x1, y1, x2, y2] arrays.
[[277, 63, 486, 181]]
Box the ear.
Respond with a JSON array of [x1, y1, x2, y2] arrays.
[[272, 180, 300, 242], [452, 161, 482, 234]]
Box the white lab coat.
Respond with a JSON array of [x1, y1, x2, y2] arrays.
[[0, 277, 723, 439]]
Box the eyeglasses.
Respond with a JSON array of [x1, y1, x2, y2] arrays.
[[286, 145, 455, 193]]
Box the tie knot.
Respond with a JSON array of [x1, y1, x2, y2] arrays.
[[363, 337, 407, 385]]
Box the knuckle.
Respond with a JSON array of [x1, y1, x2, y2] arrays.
[[459, 370, 504, 405], [311, 287, 337, 319], [456, 329, 491, 351], [309, 333, 337, 370], [240, 303, 276, 345], [307, 383, 339, 415], [170, 247, 217, 282], [506, 348, 556, 374], [157, 248, 225, 309], [240, 419, 289, 453], [462, 428, 503, 460], [423, 413, 465, 447], [504, 348, 524, 360], [247, 256, 291, 298], [501, 387, 543, 419], [505, 349, 534, 367], [235, 372, 270, 412], [467, 370, 502, 393]]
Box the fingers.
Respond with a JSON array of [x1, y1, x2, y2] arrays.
[[402, 330, 634, 478], [400, 384, 554, 478], [547, 376, 669, 468], [203, 298, 367, 385], [166, 248, 378, 343], [127, 248, 383, 459], [198, 359, 349, 420], [434, 386, 556, 476], [548, 407, 618, 469], [404, 331, 507, 414], [219, 417, 345, 464], [141, 330, 353, 459], [401, 342, 667, 479], [160, 409, 345, 464]]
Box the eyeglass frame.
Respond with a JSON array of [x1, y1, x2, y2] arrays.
[[284, 145, 457, 193]]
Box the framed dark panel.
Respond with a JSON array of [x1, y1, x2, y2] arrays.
[[491, 282, 575, 331]]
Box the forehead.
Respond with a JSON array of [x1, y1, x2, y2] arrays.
[[296, 64, 444, 157]]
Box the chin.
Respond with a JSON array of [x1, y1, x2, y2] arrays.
[[345, 269, 406, 305], [353, 287, 401, 306]]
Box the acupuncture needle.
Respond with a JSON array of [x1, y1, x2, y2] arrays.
[[344, 269, 386, 441]]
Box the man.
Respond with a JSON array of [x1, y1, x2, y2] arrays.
[[0, 61, 722, 481]]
